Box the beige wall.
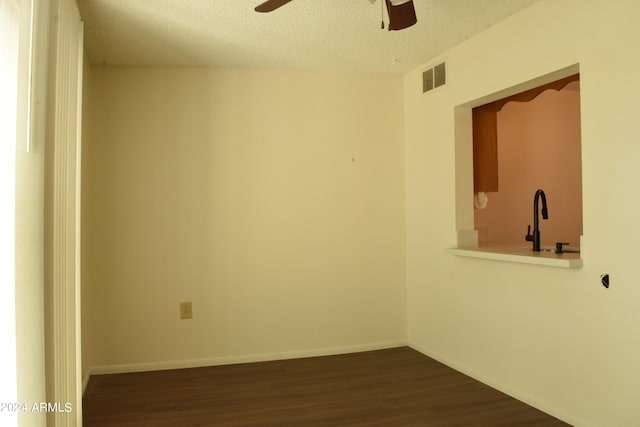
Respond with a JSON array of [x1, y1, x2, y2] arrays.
[[475, 87, 583, 246], [404, 0, 640, 426], [82, 68, 406, 370], [82, 1, 640, 425]]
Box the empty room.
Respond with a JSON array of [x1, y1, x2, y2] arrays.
[[3, 0, 639, 426]]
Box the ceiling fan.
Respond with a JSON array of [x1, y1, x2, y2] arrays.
[[254, 0, 417, 31]]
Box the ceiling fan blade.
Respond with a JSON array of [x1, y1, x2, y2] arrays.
[[255, 0, 295, 13]]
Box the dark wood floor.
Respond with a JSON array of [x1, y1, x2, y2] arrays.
[[83, 347, 568, 426]]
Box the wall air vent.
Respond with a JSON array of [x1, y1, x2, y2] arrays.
[[434, 62, 446, 87], [423, 62, 446, 93], [422, 68, 433, 92]]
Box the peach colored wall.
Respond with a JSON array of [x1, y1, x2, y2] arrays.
[[474, 87, 582, 247]]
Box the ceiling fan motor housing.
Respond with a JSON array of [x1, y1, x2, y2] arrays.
[[385, 0, 417, 31]]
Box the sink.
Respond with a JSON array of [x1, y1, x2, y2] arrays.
[[517, 246, 580, 254], [544, 246, 580, 254]]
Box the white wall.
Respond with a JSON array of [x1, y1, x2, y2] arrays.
[[404, 0, 640, 426], [82, 68, 406, 371]]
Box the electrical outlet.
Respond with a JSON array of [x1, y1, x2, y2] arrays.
[[180, 301, 193, 319]]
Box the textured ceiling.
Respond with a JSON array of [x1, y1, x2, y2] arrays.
[[78, 0, 539, 74]]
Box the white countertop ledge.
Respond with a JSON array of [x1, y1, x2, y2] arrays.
[[447, 247, 583, 269]]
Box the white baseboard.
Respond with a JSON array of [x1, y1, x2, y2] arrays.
[[407, 342, 579, 427], [88, 340, 406, 376]]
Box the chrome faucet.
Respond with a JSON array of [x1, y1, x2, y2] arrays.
[[525, 189, 548, 252]]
